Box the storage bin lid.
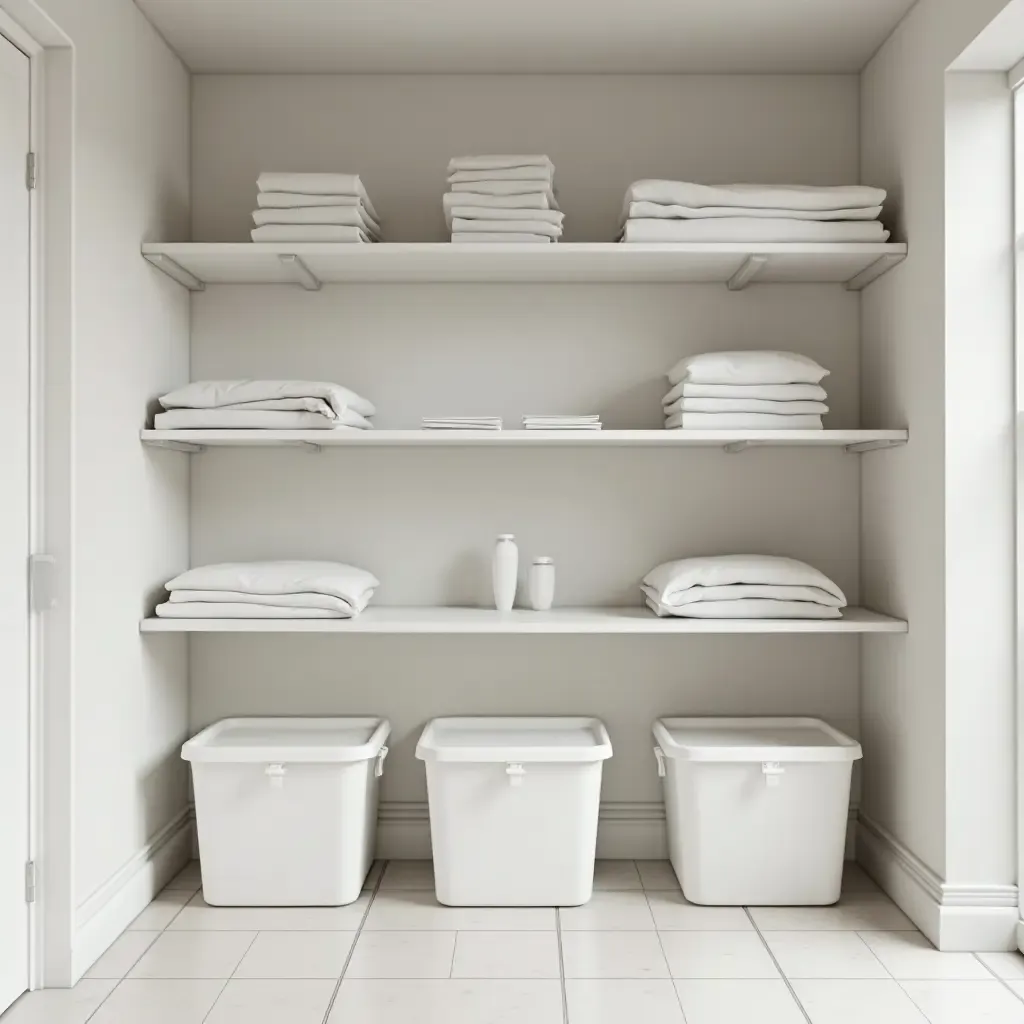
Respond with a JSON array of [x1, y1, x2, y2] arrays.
[[653, 717, 861, 763], [182, 717, 390, 763], [416, 717, 612, 763]]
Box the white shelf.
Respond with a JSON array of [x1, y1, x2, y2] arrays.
[[142, 241, 907, 291], [139, 606, 906, 634], [140, 428, 908, 453]]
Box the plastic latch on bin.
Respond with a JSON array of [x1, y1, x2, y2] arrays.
[[375, 746, 389, 778], [761, 761, 785, 787], [653, 746, 667, 778], [506, 762, 526, 787], [265, 763, 287, 790]]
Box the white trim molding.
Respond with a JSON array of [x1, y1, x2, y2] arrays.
[[857, 813, 1019, 950]]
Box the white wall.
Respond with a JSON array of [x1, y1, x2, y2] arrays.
[[188, 74, 867, 841]]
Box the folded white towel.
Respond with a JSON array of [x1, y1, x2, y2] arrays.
[[645, 597, 842, 619], [641, 582, 844, 609], [451, 180, 558, 203], [450, 233, 554, 243], [665, 412, 823, 429], [452, 218, 561, 238], [257, 193, 372, 210], [524, 424, 602, 430], [423, 416, 502, 425], [451, 207, 564, 224], [621, 218, 889, 243], [169, 590, 365, 613], [212, 397, 338, 417], [251, 224, 371, 243], [625, 180, 886, 212], [662, 382, 828, 405], [449, 166, 552, 184], [667, 351, 828, 387], [622, 200, 883, 223], [252, 205, 381, 236], [160, 380, 376, 418], [448, 155, 553, 173], [523, 415, 601, 423], [156, 602, 349, 619], [257, 172, 379, 220], [664, 397, 828, 415], [443, 192, 553, 213], [154, 409, 371, 430]]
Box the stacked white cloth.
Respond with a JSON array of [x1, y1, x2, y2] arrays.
[[619, 181, 888, 243], [662, 352, 829, 430], [155, 561, 380, 619], [251, 172, 381, 243], [522, 415, 602, 431], [156, 380, 376, 431], [421, 416, 502, 430], [445, 156, 563, 243], [642, 555, 846, 619]]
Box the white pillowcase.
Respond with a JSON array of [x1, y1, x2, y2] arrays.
[[645, 597, 842, 619], [667, 351, 829, 386], [662, 382, 828, 405], [641, 582, 844, 608], [159, 380, 376, 419]]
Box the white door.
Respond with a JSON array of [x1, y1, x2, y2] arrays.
[[0, 29, 31, 1015]]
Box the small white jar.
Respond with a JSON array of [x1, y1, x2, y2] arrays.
[[529, 557, 555, 611]]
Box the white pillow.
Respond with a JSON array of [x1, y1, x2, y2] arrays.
[[667, 351, 829, 386], [641, 582, 844, 608], [159, 380, 376, 419], [166, 561, 380, 606]]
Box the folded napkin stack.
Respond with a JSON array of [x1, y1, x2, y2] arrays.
[[642, 555, 846, 620], [619, 181, 888, 243], [155, 561, 380, 619], [662, 351, 829, 430], [522, 415, 602, 431], [155, 380, 376, 431], [251, 172, 381, 243], [445, 155, 563, 243], [421, 416, 502, 431]]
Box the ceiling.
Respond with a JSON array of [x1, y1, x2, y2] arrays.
[[135, 0, 919, 75]]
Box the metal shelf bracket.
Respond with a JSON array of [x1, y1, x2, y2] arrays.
[[727, 254, 769, 291], [279, 254, 322, 291]]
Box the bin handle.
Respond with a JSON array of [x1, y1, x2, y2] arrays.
[[762, 761, 785, 787], [265, 762, 287, 790], [506, 762, 526, 787], [653, 746, 667, 778], [375, 746, 389, 778]]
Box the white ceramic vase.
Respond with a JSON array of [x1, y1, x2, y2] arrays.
[[492, 534, 518, 611], [529, 558, 555, 611]]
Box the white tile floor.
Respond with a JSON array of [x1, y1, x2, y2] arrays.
[[5, 861, 1024, 1023]]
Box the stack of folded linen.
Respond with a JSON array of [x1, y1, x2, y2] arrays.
[[155, 380, 376, 431], [642, 555, 846, 620], [619, 181, 888, 243], [251, 172, 381, 243], [421, 416, 502, 430], [155, 561, 380, 619], [662, 351, 829, 430], [445, 156, 563, 243], [522, 415, 602, 431]]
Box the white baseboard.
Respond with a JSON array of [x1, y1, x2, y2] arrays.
[[71, 808, 194, 981], [857, 813, 1019, 951]]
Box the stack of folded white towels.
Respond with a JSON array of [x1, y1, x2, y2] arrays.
[[155, 380, 376, 432], [522, 415, 602, 431], [642, 555, 846, 620], [155, 561, 379, 620], [663, 351, 829, 430], [619, 181, 887, 243], [445, 155, 564, 243], [251, 172, 381, 243]]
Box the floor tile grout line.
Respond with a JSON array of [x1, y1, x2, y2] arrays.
[[555, 907, 569, 1024], [320, 861, 387, 1024], [645, 892, 688, 1020], [972, 952, 1024, 1004], [449, 930, 459, 979], [743, 907, 813, 1024]]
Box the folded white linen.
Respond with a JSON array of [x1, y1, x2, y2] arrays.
[[451, 233, 553, 243], [154, 409, 370, 430], [443, 192, 554, 213], [448, 155, 553, 173], [451, 207, 564, 224], [665, 412, 823, 429], [251, 224, 371, 243], [621, 218, 889, 243], [524, 424, 601, 430], [252, 205, 381, 236], [256, 172, 379, 220], [169, 590, 368, 613], [165, 560, 380, 605], [448, 166, 552, 184], [156, 602, 346, 619], [645, 597, 842, 619], [451, 180, 558, 202], [213, 397, 337, 417], [523, 415, 601, 423], [640, 582, 844, 609], [664, 397, 828, 415], [625, 180, 886, 212], [160, 380, 376, 418], [667, 351, 828, 387], [423, 417, 502, 426], [422, 425, 502, 431], [662, 382, 828, 405], [452, 218, 561, 238], [643, 554, 846, 606], [622, 200, 883, 222], [257, 193, 371, 210]]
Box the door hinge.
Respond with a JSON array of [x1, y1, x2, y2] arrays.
[[25, 151, 36, 190], [28, 553, 56, 612], [25, 862, 36, 904]]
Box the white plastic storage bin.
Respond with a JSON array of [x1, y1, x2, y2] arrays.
[[416, 717, 612, 906], [653, 717, 862, 906], [182, 717, 390, 906]]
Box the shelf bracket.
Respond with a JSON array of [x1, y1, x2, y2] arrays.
[[845, 254, 904, 291], [145, 439, 206, 453], [844, 438, 907, 454], [279, 254, 322, 291], [144, 253, 205, 292], [727, 254, 769, 291]]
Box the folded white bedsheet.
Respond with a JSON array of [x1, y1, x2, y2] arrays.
[[160, 380, 376, 419], [449, 166, 553, 184], [256, 172, 379, 220], [667, 351, 829, 387], [621, 218, 888, 243], [251, 224, 371, 243], [665, 412, 823, 429], [664, 397, 828, 416], [662, 382, 828, 405], [169, 590, 369, 613], [450, 233, 553, 243], [443, 192, 554, 213], [450, 207, 564, 224], [257, 193, 371, 210], [448, 155, 553, 173], [252, 205, 381, 236], [451, 180, 558, 202], [641, 582, 844, 609], [645, 597, 842, 619], [153, 409, 370, 430], [156, 602, 346, 619], [622, 200, 883, 222], [452, 218, 561, 238], [625, 180, 887, 212], [212, 397, 336, 417]]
